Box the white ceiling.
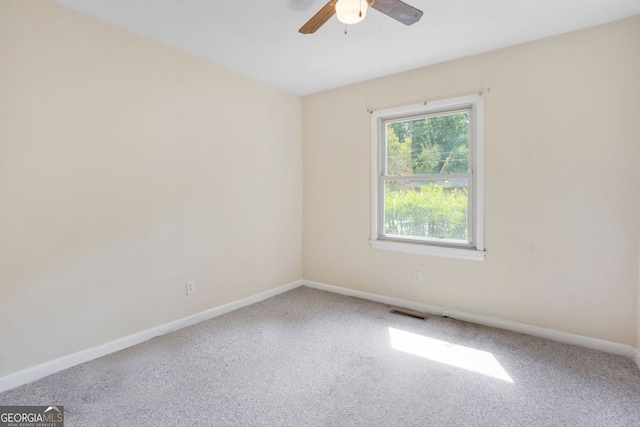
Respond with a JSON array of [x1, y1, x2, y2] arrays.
[[53, 0, 640, 95]]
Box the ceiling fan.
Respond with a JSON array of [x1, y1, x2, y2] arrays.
[[299, 0, 423, 34]]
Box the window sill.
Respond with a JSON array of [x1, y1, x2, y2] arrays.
[[370, 239, 485, 261]]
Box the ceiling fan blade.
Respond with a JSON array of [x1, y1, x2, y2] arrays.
[[371, 0, 423, 25], [299, 1, 336, 34]]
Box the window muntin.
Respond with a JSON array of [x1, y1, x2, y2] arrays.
[[371, 94, 484, 259]]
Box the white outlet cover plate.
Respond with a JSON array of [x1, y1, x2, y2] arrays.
[[186, 281, 195, 295]]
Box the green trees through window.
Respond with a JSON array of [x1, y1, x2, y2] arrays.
[[384, 112, 470, 241]]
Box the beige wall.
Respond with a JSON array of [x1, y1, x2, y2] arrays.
[[0, 1, 302, 376], [303, 17, 640, 346]]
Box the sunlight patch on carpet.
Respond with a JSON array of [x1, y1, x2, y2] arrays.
[[388, 327, 514, 383]]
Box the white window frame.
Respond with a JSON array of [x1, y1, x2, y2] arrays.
[[370, 93, 485, 261]]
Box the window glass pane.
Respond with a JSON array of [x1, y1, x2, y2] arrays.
[[386, 111, 469, 175], [384, 179, 468, 241]]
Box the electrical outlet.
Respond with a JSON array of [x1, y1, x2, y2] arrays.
[[412, 270, 421, 284], [442, 309, 449, 318], [186, 281, 195, 296]]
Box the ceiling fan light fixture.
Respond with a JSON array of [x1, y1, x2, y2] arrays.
[[335, 0, 368, 25]]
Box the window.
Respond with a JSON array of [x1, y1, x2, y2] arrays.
[[370, 94, 485, 260]]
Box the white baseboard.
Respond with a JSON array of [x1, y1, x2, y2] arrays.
[[304, 280, 638, 359], [0, 280, 303, 393], [2, 278, 637, 393]]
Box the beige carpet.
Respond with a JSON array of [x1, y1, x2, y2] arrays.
[[1, 286, 640, 426]]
